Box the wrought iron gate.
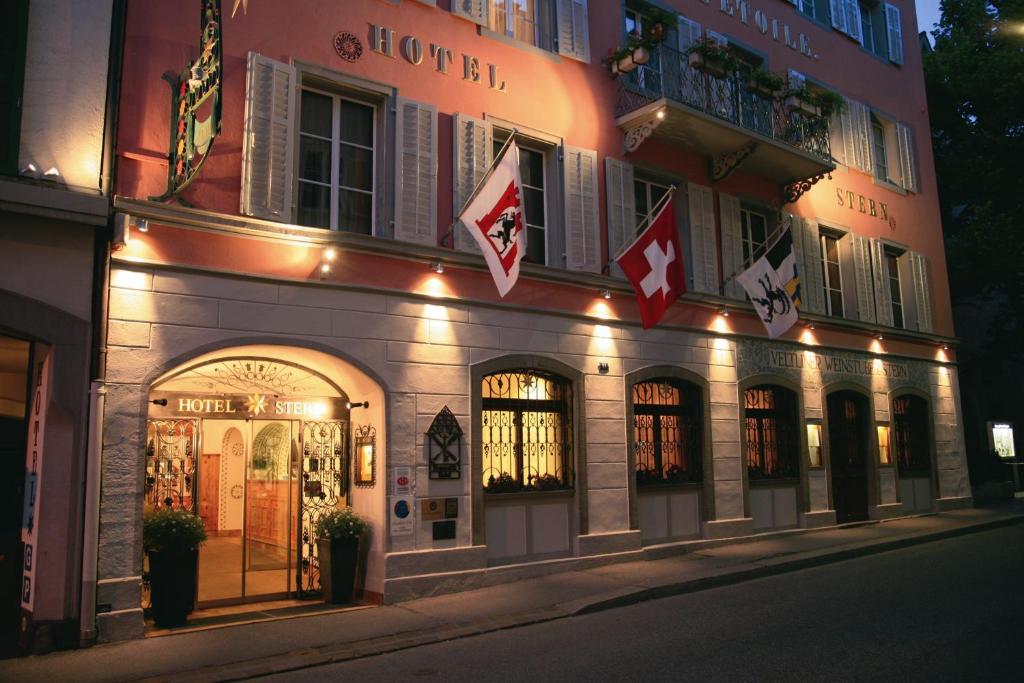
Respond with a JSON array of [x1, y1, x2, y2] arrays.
[[298, 420, 348, 596], [145, 419, 199, 511]]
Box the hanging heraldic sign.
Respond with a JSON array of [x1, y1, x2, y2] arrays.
[[148, 391, 348, 420], [152, 0, 223, 201], [426, 406, 463, 480]]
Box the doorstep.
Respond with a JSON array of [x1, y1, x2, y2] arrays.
[[145, 598, 375, 637]]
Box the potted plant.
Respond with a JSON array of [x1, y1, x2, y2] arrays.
[[811, 89, 846, 118], [784, 85, 820, 118], [529, 473, 565, 491], [687, 37, 738, 78], [315, 506, 367, 604], [485, 472, 521, 493], [643, 7, 676, 44], [743, 66, 785, 98], [605, 35, 652, 75], [143, 507, 207, 627]]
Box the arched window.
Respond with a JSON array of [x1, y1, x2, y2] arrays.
[[744, 385, 799, 479], [481, 369, 573, 493], [632, 378, 703, 485], [893, 395, 930, 475]]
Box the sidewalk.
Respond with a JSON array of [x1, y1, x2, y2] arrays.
[[4, 501, 1022, 683]]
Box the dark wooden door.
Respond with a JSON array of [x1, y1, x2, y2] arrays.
[[828, 391, 869, 523]]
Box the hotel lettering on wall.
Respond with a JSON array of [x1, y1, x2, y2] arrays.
[[836, 187, 897, 230], [148, 391, 348, 420], [768, 349, 909, 379], [368, 24, 508, 92]]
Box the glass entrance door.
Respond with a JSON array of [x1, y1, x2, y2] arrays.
[[195, 419, 296, 605], [244, 420, 293, 599]]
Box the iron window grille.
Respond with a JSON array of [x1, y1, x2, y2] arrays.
[[744, 385, 800, 480], [481, 369, 573, 493], [632, 379, 703, 486], [893, 395, 930, 474]]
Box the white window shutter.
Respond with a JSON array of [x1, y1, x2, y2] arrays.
[[850, 100, 873, 173], [604, 157, 635, 276], [240, 52, 296, 222], [452, 113, 492, 252], [563, 146, 600, 272], [885, 3, 904, 65], [687, 182, 718, 294], [830, 0, 848, 33], [851, 234, 877, 323], [556, 0, 590, 63], [678, 16, 702, 52], [897, 123, 918, 192], [452, 0, 489, 26], [719, 193, 744, 300], [910, 251, 933, 332], [870, 239, 894, 327], [845, 0, 863, 44], [800, 218, 827, 315], [839, 98, 856, 168], [829, 111, 846, 166], [395, 98, 438, 246]]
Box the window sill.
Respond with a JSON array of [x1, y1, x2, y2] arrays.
[[871, 177, 908, 195], [749, 477, 801, 487], [480, 27, 561, 63], [636, 480, 703, 492], [483, 488, 574, 501]]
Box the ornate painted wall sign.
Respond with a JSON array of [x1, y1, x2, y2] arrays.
[[427, 406, 463, 480], [152, 0, 223, 202], [334, 31, 363, 62]]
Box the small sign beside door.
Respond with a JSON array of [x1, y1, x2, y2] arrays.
[[390, 496, 414, 536]]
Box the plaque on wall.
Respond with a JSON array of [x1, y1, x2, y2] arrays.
[[426, 406, 462, 480]]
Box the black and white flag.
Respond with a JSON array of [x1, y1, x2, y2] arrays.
[[736, 227, 801, 339]]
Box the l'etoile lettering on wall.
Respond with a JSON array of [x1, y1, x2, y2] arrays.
[[369, 25, 507, 92], [700, 0, 819, 60]]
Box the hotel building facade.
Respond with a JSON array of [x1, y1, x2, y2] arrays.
[[92, 0, 970, 641]]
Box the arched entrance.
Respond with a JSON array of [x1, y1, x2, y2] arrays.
[[894, 393, 934, 512], [146, 356, 352, 606], [827, 390, 871, 523]]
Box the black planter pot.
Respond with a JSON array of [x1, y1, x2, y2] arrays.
[[147, 549, 198, 628], [317, 537, 359, 604]]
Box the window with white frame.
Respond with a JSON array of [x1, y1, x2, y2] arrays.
[[820, 231, 846, 317], [297, 89, 375, 233], [633, 177, 670, 232], [885, 249, 904, 327], [740, 208, 769, 264], [870, 114, 888, 182], [494, 134, 548, 264], [489, 0, 553, 49]]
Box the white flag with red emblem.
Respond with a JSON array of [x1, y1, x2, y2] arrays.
[[616, 194, 686, 329], [457, 141, 525, 298]]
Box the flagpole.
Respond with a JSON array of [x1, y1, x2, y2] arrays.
[[719, 214, 795, 290], [611, 185, 677, 263], [443, 129, 519, 247]]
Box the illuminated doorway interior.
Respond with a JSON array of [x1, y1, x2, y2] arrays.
[[146, 357, 350, 607]]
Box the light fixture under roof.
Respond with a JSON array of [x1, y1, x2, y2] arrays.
[[718, 307, 730, 317], [430, 261, 444, 274], [599, 288, 611, 299]]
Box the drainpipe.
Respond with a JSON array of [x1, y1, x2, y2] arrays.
[[80, 0, 126, 646]]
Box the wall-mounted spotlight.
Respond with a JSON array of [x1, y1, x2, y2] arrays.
[[324, 247, 337, 262], [430, 261, 444, 274], [599, 288, 611, 300], [718, 307, 730, 317], [346, 400, 370, 410], [656, 109, 666, 120], [149, 398, 168, 406], [805, 321, 816, 330], [876, 334, 884, 341]]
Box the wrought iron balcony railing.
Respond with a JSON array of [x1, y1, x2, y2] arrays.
[[614, 44, 832, 164]]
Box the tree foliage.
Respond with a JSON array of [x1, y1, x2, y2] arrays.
[[923, 0, 1024, 363]]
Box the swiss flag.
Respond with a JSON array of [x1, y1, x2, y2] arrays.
[[456, 141, 525, 298], [616, 197, 687, 329]]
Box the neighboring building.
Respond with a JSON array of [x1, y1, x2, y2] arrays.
[[95, 0, 970, 642], [0, 0, 117, 654]]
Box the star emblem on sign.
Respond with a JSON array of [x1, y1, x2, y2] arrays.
[[246, 394, 267, 416]]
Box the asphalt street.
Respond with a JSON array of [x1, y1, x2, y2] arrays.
[[261, 524, 1024, 682]]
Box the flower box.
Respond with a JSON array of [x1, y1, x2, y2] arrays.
[[688, 51, 729, 78], [785, 95, 820, 118]]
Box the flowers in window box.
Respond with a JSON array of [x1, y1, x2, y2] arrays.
[[810, 89, 846, 118], [686, 37, 740, 78], [643, 8, 677, 44], [485, 472, 521, 493], [605, 35, 654, 76], [784, 86, 821, 118], [529, 473, 565, 491], [743, 66, 785, 99]]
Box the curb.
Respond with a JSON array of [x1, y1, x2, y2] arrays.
[[141, 513, 1024, 682]]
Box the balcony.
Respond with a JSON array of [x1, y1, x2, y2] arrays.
[[614, 45, 834, 187]]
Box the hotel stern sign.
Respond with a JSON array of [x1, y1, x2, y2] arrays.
[[149, 391, 349, 420]]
